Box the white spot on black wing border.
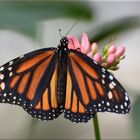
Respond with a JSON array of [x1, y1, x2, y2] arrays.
[[64, 109, 95, 123], [24, 105, 64, 121]]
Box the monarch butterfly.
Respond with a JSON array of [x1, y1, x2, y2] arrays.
[[0, 36, 131, 123]]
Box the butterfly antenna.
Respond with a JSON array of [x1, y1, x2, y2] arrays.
[[59, 29, 63, 38], [65, 13, 87, 36]]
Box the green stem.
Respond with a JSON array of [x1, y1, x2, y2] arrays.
[[93, 114, 101, 140]]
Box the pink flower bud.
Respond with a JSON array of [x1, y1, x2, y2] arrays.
[[91, 42, 98, 54], [107, 54, 116, 65], [115, 46, 125, 58], [93, 53, 102, 64], [81, 33, 90, 54], [67, 35, 81, 50], [107, 44, 116, 55], [67, 36, 75, 49]]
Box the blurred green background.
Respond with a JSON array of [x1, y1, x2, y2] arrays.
[[0, 1, 140, 139]]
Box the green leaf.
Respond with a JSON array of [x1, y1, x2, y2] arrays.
[[89, 16, 140, 42], [102, 44, 109, 56], [0, 1, 93, 37]]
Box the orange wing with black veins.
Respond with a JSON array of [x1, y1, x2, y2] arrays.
[[64, 50, 131, 123], [0, 48, 63, 121]]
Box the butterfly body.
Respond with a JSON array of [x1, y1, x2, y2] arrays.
[[56, 37, 69, 106], [0, 36, 131, 123]]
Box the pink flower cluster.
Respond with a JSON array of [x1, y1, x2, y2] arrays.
[[67, 33, 125, 70]]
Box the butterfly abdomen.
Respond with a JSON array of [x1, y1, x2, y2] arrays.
[[57, 71, 67, 105]]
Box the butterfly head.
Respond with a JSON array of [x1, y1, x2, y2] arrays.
[[59, 37, 69, 50]]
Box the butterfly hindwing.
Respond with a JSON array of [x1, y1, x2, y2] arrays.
[[64, 68, 94, 123], [0, 48, 62, 120], [64, 49, 131, 123], [27, 62, 63, 121]]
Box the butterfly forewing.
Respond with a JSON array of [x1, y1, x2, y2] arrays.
[[64, 49, 131, 123], [0, 48, 63, 120]]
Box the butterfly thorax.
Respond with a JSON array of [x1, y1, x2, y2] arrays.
[[57, 37, 69, 105], [57, 37, 69, 61]]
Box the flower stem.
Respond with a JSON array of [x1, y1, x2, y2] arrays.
[[93, 114, 101, 140]]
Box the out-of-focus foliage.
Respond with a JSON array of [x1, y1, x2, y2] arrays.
[[89, 16, 140, 42], [0, 1, 92, 37]]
